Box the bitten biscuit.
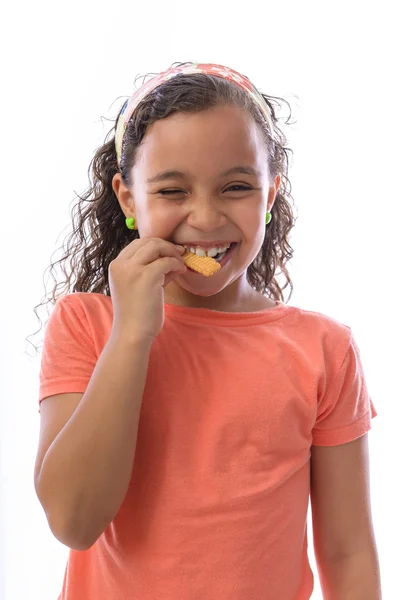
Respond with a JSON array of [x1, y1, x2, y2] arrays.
[[182, 252, 221, 277]]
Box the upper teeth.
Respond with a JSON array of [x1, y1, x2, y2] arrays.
[[185, 243, 232, 257]]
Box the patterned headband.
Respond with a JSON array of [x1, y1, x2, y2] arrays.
[[115, 62, 274, 167]]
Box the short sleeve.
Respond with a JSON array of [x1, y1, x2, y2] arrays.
[[312, 331, 378, 446], [38, 294, 98, 410]]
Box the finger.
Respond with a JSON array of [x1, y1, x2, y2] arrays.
[[146, 256, 187, 283], [129, 239, 185, 266], [119, 237, 184, 261], [117, 237, 151, 260], [163, 267, 187, 288]]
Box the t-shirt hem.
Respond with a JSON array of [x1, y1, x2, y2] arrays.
[[38, 381, 89, 408], [312, 408, 377, 446]]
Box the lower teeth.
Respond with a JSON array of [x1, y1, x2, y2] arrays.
[[215, 250, 228, 262]]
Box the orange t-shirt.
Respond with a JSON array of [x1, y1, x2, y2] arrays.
[[38, 292, 377, 600]]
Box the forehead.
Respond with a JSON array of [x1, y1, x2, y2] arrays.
[[135, 105, 267, 175]]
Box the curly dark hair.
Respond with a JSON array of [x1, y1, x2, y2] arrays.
[[27, 61, 298, 355]]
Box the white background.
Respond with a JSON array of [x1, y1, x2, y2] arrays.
[[1, 1, 398, 598]]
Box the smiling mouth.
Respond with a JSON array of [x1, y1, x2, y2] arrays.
[[183, 242, 236, 259], [185, 242, 238, 273]]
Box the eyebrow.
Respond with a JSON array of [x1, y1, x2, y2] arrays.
[[146, 165, 261, 184]]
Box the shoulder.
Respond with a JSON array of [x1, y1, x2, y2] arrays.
[[44, 293, 113, 353], [47, 293, 113, 338], [54, 292, 112, 317], [288, 302, 353, 348], [281, 304, 362, 385]]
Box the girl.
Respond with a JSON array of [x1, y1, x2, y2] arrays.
[[32, 62, 381, 599]]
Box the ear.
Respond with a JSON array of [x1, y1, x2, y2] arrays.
[[112, 173, 136, 219], [267, 173, 281, 212]]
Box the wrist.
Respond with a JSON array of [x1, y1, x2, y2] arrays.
[[108, 328, 155, 350]]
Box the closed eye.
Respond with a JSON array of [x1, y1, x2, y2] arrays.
[[158, 189, 185, 195], [158, 185, 254, 195], [225, 185, 253, 192]]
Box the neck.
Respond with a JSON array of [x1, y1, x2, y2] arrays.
[[164, 272, 262, 312]]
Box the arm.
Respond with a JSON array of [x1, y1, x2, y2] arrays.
[[34, 332, 153, 551], [310, 434, 382, 599]]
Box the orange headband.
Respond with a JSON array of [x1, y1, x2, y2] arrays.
[[115, 62, 274, 167]]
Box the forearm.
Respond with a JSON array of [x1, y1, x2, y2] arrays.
[[37, 332, 153, 550], [317, 548, 382, 600]]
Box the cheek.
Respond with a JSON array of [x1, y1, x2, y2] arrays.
[[236, 196, 265, 222], [138, 205, 181, 239], [240, 209, 264, 238], [240, 214, 267, 257]]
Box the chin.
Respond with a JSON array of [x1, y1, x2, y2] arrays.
[[188, 288, 220, 297], [179, 283, 222, 297]]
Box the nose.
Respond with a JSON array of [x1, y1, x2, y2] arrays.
[[185, 198, 227, 231]]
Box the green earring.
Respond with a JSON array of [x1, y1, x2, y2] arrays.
[[127, 214, 269, 229], [126, 217, 136, 230]]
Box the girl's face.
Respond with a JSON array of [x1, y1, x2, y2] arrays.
[[114, 104, 281, 307]]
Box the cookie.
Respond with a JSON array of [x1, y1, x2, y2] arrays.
[[182, 251, 221, 277]]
